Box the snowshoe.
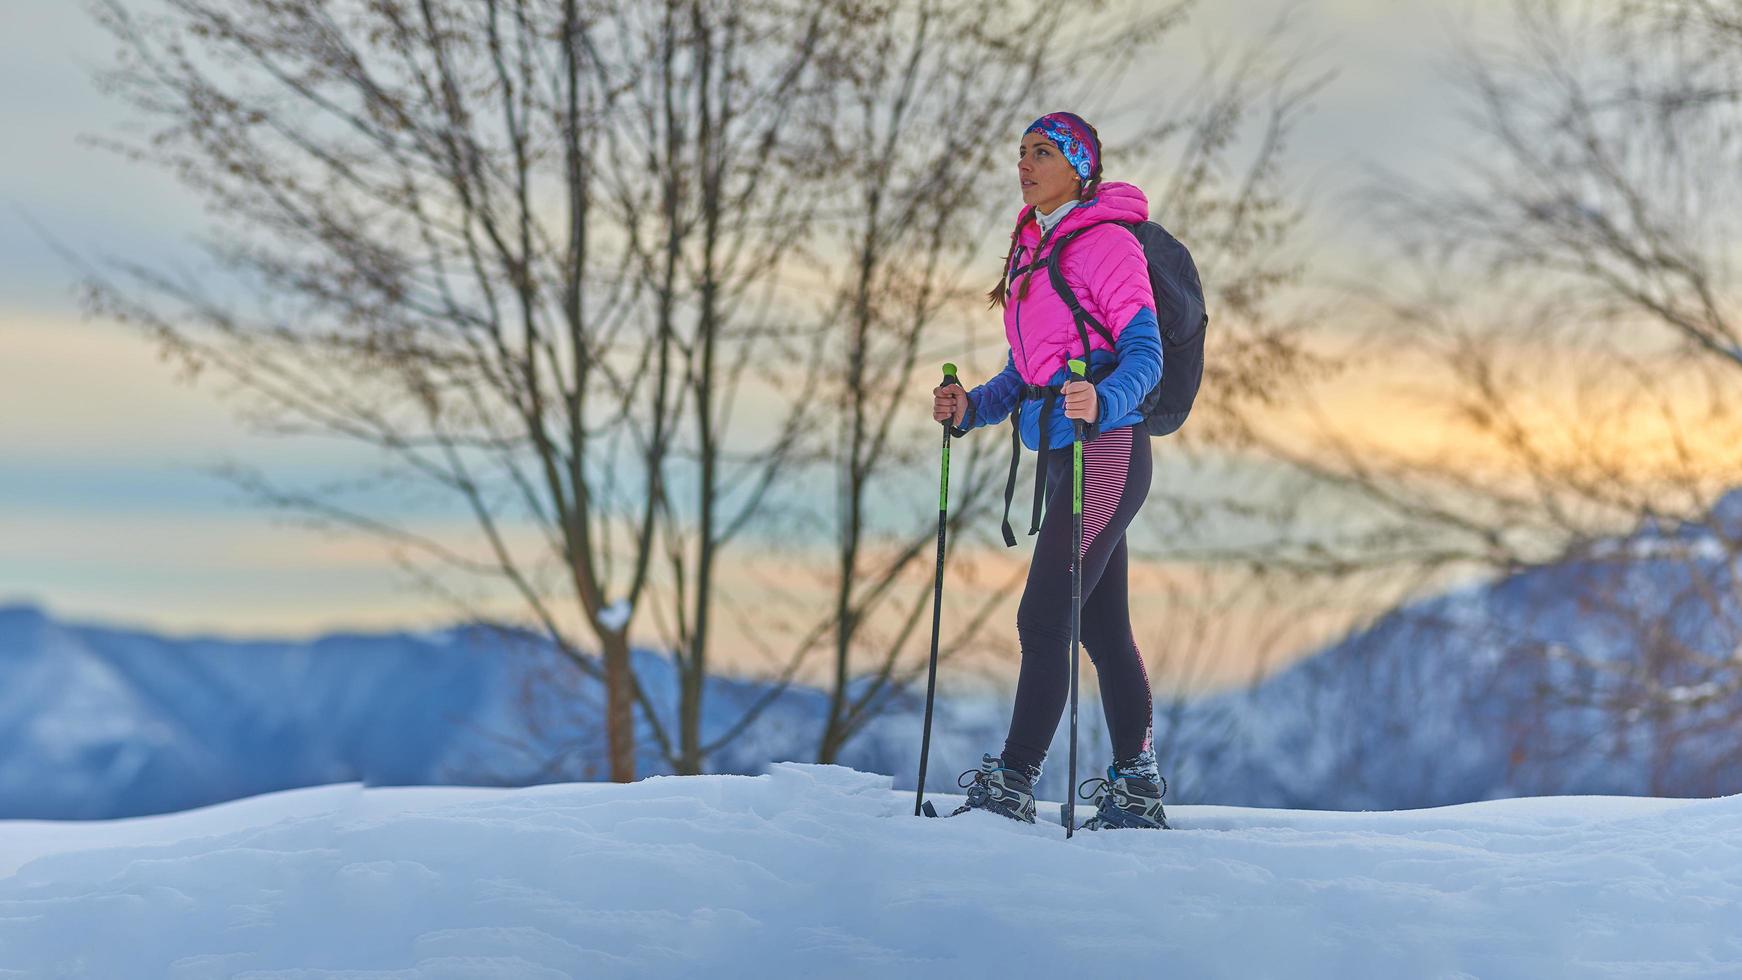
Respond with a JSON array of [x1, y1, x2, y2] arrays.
[[1079, 765, 1169, 830], [943, 754, 1037, 824]]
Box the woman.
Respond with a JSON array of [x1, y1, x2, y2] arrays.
[[931, 111, 1168, 830]]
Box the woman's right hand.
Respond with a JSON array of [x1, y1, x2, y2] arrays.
[[933, 383, 968, 427]]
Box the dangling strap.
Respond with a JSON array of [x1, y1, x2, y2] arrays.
[[999, 384, 1062, 547], [1000, 414, 1022, 548], [1030, 385, 1060, 536]]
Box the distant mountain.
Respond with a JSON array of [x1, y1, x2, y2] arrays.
[[5, 490, 1739, 819], [0, 606, 542, 818], [0, 601, 1002, 819], [1161, 488, 1742, 809]]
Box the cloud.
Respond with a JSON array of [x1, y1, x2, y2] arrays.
[[0, 313, 393, 472]]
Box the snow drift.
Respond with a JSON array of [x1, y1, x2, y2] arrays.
[[1, 764, 1738, 978]]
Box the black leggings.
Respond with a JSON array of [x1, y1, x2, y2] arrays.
[[1001, 424, 1156, 781]]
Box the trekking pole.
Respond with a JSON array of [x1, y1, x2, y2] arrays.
[[915, 362, 960, 818], [1064, 357, 1087, 838]]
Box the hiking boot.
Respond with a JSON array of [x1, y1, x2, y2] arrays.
[[949, 754, 1037, 824], [1079, 765, 1169, 830]]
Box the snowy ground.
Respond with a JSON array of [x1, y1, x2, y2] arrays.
[[1, 764, 1737, 979]]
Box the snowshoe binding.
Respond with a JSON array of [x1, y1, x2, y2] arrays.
[[1079, 765, 1170, 830], [944, 754, 1037, 824]]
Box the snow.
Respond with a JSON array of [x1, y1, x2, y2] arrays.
[[597, 599, 632, 632], [2, 764, 1737, 978], [1590, 536, 1731, 561]]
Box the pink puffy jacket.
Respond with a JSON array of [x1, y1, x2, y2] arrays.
[[962, 181, 1163, 452], [1005, 182, 1153, 379]]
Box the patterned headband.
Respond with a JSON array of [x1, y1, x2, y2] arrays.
[[1024, 112, 1099, 184]]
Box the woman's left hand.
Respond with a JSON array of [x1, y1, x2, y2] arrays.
[[1062, 379, 1098, 423]]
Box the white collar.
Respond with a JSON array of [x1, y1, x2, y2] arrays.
[[1035, 198, 1080, 236]]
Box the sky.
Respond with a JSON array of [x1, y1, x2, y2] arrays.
[[0, 0, 1500, 659]]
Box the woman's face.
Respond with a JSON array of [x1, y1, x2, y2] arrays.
[[1018, 132, 1080, 211]]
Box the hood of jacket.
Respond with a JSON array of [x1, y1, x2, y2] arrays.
[[1014, 181, 1149, 248]]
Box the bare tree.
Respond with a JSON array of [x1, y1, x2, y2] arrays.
[[602, 0, 839, 775], [1197, 0, 1742, 782], [69, 0, 1336, 785], [74, 0, 853, 780]]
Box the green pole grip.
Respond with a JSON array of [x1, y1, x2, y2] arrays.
[[939, 363, 960, 510], [1067, 358, 1085, 514]]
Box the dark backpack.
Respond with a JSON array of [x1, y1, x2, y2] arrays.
[[1045, 218, 1207, 436]]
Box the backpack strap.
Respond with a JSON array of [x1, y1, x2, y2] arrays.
[[1045, 220, 1130, 356], [1001, 411, 1023, 548], [1000, 383, 1062, 547]]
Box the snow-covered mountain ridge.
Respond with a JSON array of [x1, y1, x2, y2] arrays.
[[4, 487, 1740, 818]]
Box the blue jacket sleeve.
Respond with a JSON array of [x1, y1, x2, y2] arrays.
[[1095, 307, 1163, 428], [955, 352, 1024, 435]]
